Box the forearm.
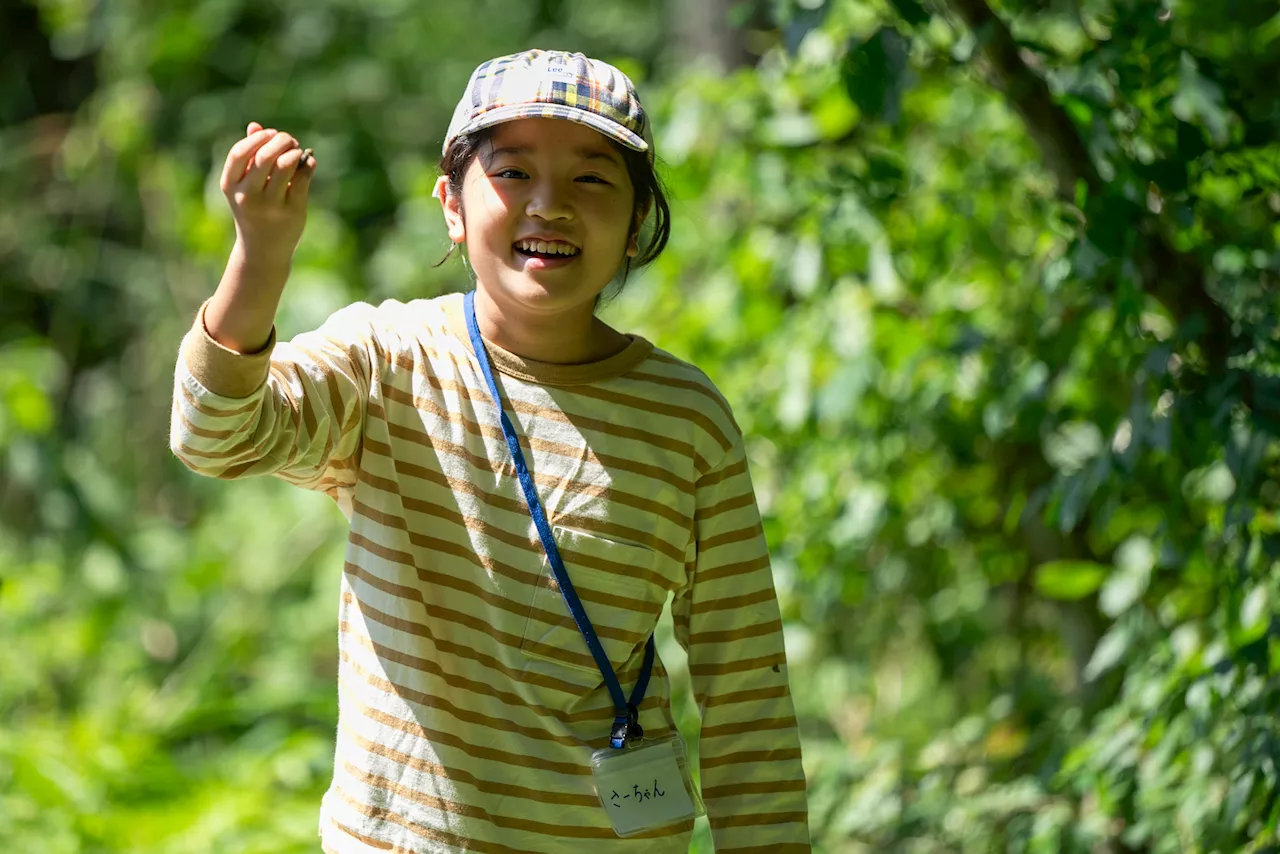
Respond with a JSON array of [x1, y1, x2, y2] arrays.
[[204, 241, 291, 354]]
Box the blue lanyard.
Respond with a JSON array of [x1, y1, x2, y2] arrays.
[[464, 290, 654, 749]]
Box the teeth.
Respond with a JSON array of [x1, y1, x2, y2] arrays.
[[517, 239, 578, 256]]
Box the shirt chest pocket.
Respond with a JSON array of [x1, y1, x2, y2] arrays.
[[520, 526, 665, 677]]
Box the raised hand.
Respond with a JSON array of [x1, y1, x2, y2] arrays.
[[219, 121, 315, 265]]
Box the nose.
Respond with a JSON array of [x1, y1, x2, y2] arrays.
[[525, 176, 573, 221]]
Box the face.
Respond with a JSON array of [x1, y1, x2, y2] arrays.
[[436, 118, 640, 319]]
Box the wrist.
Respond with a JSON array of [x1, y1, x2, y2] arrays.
[[230, 238, 294, 275]]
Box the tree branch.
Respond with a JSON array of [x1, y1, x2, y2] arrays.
[[946, 0, 1100, 197], [942, 0, 1241, 387]]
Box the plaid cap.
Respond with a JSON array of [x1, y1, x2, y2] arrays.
[[442, 49, 654, 161]]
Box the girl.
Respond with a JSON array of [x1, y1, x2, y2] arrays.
[[171, 49, 809, 853]]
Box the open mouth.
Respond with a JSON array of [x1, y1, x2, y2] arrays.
[[513, 238, 580, 260]]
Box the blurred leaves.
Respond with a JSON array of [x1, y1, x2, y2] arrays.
[[611, 0, 1280, 848], [842, 28, 910, 124], [1172, 51, 1233, 149]]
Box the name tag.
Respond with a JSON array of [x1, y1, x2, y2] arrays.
[[590, 736, 703, 837]]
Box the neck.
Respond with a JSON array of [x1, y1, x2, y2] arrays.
[[472, 287, 628, 365]]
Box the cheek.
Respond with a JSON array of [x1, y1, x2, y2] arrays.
[[464, 187, 518, 246], [583, 195, 634, 239], [478, 183, 516, 214]]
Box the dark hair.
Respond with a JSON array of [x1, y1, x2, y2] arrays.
[[434, 125, 671, 294]]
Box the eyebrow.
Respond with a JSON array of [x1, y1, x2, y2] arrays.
[[485, 144, 624, 168]]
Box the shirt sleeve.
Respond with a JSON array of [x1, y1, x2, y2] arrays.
[[168, 298, 381, 500], [672, 430, 811, 852]]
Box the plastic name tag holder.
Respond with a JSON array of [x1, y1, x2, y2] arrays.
[[590, 734, 706, 837]]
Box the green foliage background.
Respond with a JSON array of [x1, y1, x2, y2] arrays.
[[2, 0, 1278, 851]]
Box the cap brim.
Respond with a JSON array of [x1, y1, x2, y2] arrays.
[[445, 103, 650, 157]]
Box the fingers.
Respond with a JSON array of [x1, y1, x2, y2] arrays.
[[286, 150, 315, 207], [221, 127, 278, 192], [263, 145, 311, 204], [220, 123, 316, 208], [241, 131, 300, 191]]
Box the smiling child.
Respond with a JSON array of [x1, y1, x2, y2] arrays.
[[170, 49, 810, 853]]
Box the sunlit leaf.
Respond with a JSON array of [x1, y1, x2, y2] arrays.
[[1238, 586, 1268, 642], [1084, 622, 1132, 681], [1035, 561, 1109, 600], [1099, 536, 1155, 617], [1044, 421, 1103, 475], [1171, 51, 1232, 148]]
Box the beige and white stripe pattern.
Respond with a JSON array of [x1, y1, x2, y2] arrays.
[[169, 291, 809, 853]]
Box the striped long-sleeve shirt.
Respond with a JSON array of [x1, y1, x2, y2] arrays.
[[169, 291, 809, 853]]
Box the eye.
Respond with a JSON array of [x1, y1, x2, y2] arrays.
[[576, 174, 610, 185], [494, 168, 527, 179]]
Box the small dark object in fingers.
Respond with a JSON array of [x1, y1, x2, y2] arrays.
[[299, 148, 314, 169]]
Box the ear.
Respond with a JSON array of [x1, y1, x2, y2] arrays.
[[626, 202, 651, 257], [435, 175, 466, 244]]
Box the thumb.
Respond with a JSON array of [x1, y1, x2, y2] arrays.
[[247, 121, 263, 135]]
